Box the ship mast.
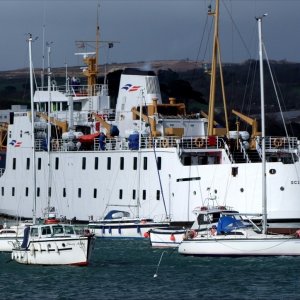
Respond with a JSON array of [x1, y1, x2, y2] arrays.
[[207, 0, 229, 136]]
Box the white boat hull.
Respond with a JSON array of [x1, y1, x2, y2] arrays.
[[0, 236, 21, 252], [149, 227, 186, 248], [89, 222, 169, 239], [178, 236, 300, 256], [11, 236, 94, 266], [2, 142, 300, 226]]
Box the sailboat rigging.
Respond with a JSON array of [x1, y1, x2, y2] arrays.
[[11, 34, 95, 266], [178, 13, 300, 257]]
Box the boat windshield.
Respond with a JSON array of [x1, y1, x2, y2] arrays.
[[64, 225, 75, 235], [52, 225, 64, 235]]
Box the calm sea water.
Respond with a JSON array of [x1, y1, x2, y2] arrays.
[[1, 239, 300, 300]]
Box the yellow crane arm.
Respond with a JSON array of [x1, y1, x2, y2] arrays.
[[37, 112, 68, 133], [231, 109, 260, 137]]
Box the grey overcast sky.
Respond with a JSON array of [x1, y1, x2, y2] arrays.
[[0, 0, 299, 71]]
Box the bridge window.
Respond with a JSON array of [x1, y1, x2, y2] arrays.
[[119, 189, 123, 199], [30, 228, 38, 237], [42, 226, 51, 235], [78, 188, 81, 198], [12, 158, 16, 170]]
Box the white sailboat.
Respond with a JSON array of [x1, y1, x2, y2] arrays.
[[11, 34, 95, 266], [178, 15, 300, 257], [149, 204, 234, 248], [0, 220, 32, 252]]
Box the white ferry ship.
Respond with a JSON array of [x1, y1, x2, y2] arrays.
[[0, 2, 299, 233]]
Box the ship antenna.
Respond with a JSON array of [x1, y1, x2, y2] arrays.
[[96, 1, 100, 76]]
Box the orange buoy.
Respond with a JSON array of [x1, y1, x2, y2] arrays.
[[144, 231, 150, 238], [170, 233, 176, 242]]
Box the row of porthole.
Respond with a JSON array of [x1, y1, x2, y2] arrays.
[[191, 168, 284, 194]]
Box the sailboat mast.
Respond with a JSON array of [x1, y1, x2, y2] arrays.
[[28, 34, 37, 224], [47, 43, 52, 214], [257, 15, 267, 234]]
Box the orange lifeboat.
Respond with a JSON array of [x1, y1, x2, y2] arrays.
[[44, 218, 60, 224], [78, 133, 100, 144]]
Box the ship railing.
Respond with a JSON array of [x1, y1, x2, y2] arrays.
[[258, 136, 298, 152], [34, 134, 299, 154], [36, 83, 107, 97], [177, 136, 224, 150], [36, 135, 225, 152], [238, 139, 251, 163], [223, 142, 235, 163], [94, 136, 225, 151]]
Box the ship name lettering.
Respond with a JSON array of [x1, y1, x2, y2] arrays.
[[291, 181, 300, 184]]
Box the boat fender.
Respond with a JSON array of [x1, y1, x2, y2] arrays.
[[144, 231, 150, 238], [170, 233, 176, 242], [54, 243, 59, 253], [194, 138, 204, 148], [273, 138, 283, 148], [30, 243, 35, 256]]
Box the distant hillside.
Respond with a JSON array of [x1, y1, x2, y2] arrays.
[[1, 59, 300, 137]]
